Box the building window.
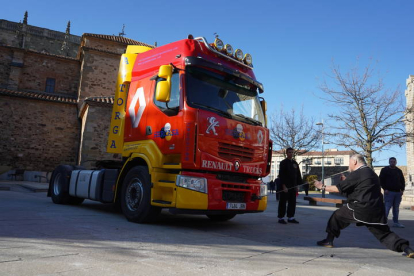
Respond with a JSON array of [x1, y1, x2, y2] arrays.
[[45, 78, 55, 93], [314, 158, 321, 165], [334, 157, 344, 165]]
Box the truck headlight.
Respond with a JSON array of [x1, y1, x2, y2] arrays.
[[259, 182, 267, 197], [176, 175, 208, 193]]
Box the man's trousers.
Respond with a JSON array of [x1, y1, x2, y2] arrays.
[[278, 188, 296, 219], [326, 205, 409, 252]]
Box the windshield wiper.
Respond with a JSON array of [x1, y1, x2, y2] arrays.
[[191, 103, 232, 119], [234, 113, 262, 126]]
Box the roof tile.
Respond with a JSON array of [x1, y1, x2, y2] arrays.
[[0, 88, 77, 104], [83, 33, 154, 48]]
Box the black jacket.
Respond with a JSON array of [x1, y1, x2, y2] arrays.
[[279, 158, 302, 188], [379, 166, 405, 192], [337, 166, 387, 224]]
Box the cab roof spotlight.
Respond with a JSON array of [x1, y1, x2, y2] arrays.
[[213, 38, 224, 51], [243, 53, 252, 65], [224, 44, 233, 56], [234, 49, 244, 61]]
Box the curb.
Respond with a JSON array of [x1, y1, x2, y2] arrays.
[[19, 184, 48, 193]]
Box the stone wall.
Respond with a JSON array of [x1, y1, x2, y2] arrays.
[[78, 102, 120, 168], [18, 51, 79, 96], [78, 49, 120, 101], [0, 19, 81, 58], [0, 47, 12, 88], [0, 95, 79, 171], [84, 36, 127, 55]]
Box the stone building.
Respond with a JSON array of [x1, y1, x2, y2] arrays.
[[405, 75, 414, 188], [0, 13, 153, 176]]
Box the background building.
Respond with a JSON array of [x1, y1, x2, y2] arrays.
[[0, 13, 153, 179], [406, 75, 414, 189], [269, 149, 353, 182]]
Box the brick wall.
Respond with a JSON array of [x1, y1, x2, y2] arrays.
[[0, 96, 79, 171]]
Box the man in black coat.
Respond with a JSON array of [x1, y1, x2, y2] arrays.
[[314, 154, 414, 259], [278, 147, 302, 224], [379, 157, 406, 228]]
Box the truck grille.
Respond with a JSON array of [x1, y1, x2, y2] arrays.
[[218, 142, 254, 161], [221, 183, 250, 190], [222, 190, 246, 202]]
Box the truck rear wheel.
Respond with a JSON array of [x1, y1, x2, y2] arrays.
[[207, 214, 236, 221], [121, 166, 161, 223], [50, 165, 84, 205]]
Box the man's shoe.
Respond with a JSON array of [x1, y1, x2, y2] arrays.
[[278, 219, 287, 224], [393, 223, 405, 228], [404, 247, 414, 258], [317, 239, 334, 248], [287, 219, 299, 224]]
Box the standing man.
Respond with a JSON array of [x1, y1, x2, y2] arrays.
[[379, 157, 406, 228], [314, 154, 413, 259], [278, 147, 302, 224]]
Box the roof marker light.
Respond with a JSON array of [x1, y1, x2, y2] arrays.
[[213, 38, 224, 51], [243, 53, 252, 65], [234, 49, 244, 61], [224, 44, 233, 56]]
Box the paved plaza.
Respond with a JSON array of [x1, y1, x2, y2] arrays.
[[0, 181, 413, 276]]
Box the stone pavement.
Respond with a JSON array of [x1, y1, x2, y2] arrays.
[[1, 181, 413, 275], [0, 180, 49, 192]]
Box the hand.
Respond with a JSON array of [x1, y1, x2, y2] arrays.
[[282, 185, 288, 193], [340, 174, 346, 181], [314, 180, 323, 190]]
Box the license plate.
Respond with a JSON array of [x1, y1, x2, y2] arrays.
[[226, 203, 246, 210]]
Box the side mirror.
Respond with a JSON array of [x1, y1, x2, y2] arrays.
[[155, 65, 173, 102], [260, 98, 267, 112], [260, 98, 268, 127]]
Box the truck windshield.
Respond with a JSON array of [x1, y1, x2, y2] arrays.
[[186, 66, 265, 126]]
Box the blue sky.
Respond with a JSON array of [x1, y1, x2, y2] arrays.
[[2, 0, 413, 165]]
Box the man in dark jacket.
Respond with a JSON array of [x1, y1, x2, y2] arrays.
[[314, 154, 413, 259], [379, 157, 406, 228], [278, 147, 302, 224]]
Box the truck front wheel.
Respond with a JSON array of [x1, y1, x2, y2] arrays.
[[121, 166, 161, 223]]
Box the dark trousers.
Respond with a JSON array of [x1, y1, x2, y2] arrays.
[[303, 183, 309, 196], [278, 189, 296, 218], [326, 206, 409, 252]]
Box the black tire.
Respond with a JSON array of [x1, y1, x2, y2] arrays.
[[206, 214, 237, 221], [50, 165, 84, 205], [120, 166, 161, 223]]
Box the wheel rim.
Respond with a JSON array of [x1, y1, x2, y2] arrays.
[[53, 173, 62, 195], [125, 177, 144, 212]]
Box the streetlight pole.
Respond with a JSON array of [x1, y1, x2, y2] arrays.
[[316, 121, 325, 198]]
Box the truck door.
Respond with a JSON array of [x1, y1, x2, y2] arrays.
[[147, 72, 183, 155]]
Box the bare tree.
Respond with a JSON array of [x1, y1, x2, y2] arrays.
[[319, 60, 409, 167], [270, 106, 320, 158]]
